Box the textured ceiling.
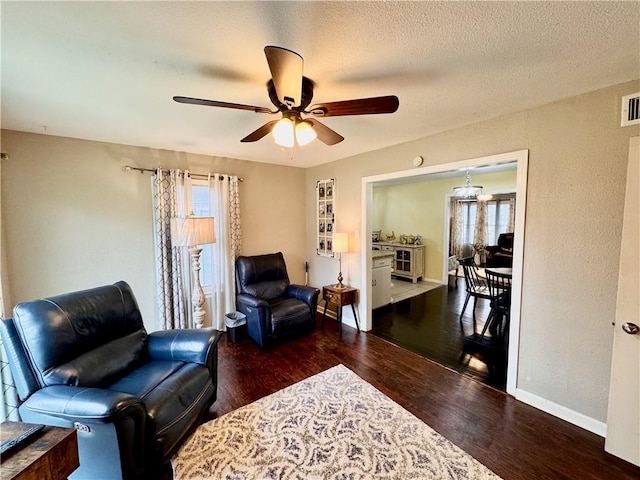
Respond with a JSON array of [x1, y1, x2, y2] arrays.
[[2, 1, 639, 168]]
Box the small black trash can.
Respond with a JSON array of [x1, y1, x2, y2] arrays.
[[225, 312, 247, 343]]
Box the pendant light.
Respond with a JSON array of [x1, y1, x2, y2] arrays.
[[453, 170, 483, 199]]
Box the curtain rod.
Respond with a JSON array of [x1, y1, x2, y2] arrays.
[[123, 165, 244, 182]]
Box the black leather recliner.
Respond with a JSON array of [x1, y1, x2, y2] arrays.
[[235, 252, 320, 348], [485, 233, 514, 268], [0, 281, 221, 480]]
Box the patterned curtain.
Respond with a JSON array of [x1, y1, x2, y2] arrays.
[[205, 175, 242, 330], [473, 199, 488, 256], [450, 198, 465, 258], [152, 169, 193, 329], [507, 198, 516, 233], [1, 158, 19, 422], [0, 341, 19, 422]]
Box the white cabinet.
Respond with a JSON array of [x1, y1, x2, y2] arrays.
[[373, 243, 425, 284], [372, 254, 392, 309], [393, 245, 424, 283]]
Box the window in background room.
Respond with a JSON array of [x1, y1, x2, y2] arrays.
[[461, 201, 477, 248], [485, 199, 512, 244], [459, 194, 515, 247]]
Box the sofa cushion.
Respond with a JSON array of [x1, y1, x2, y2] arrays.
[[269, 297, 311, 334], [12, 281, 147, 388], [243, 279, 289, 300], [46, 331, 147, 387], [107, 360, 185, 398]]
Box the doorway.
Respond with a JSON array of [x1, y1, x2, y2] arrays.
[[360, 149, 529, 395]]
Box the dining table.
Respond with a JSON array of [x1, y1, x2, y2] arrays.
[[484, 267, 513, 277]]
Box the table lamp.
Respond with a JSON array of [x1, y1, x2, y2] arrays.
[[171, 215, 215, 328], [333, 232, 349, 289]]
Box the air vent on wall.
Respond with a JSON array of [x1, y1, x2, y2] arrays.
[[621, 92, 640, 127]]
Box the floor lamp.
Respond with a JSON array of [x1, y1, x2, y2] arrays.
[[333, 233, 349, 289], [172, 215, 216, 328]]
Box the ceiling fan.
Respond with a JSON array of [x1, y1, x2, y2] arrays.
[[173, 46, 399, 147]]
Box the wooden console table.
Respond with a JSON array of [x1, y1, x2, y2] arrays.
[[321, 284, 360, 335], [1, 421, 79, 480]]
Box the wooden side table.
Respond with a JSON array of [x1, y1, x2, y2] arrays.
[[322, 284, 360, 334], [1, 421, 79, 480]]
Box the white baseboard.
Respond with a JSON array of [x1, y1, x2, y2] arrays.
[[515, 388, 607, 437], [316, 305, 358, 329]]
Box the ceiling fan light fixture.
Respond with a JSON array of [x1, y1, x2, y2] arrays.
[[295, 120, 317, 146], [273, 117, 295, 147]]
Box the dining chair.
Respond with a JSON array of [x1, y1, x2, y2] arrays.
[[483, 269, 512, 343], [458, 256, 492, 333]]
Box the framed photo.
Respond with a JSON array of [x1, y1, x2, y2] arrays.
[[316, 178, 335, 257]]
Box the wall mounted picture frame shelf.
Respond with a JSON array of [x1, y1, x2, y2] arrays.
[[317, 178, 335, 257]]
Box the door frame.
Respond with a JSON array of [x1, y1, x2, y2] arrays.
[[360, 149, 528, 396]]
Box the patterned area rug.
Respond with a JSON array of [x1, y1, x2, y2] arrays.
[[172, 365, 501, 479]]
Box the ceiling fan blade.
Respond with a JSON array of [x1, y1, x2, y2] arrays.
[[307, 118, 344, 145], [264, 46, 303, 108], [305, 95, 399, 117], [240, 120, 280, 143], [173, 96, 276, 114]]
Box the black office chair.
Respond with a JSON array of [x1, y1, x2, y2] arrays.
[[458, 256, 492, 333]]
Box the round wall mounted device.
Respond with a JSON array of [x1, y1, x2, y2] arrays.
[[413, 155, 423, 167]]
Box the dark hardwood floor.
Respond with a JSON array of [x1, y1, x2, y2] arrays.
[[371, 278, 508, 390], [211, 316, 640, 480]]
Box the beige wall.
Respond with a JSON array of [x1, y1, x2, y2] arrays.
[[306, 79, 640, 425], [0, 131, 307, 331], [373, 170, 517, 280]]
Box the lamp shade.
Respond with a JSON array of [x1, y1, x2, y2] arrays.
[[295, 120, 317, 146], [171, 216, 215, 247], [273, 118, 295, 147], [333, 233, 349, 253]]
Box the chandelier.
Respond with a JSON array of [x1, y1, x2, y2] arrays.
[[453, 170, 483, 199]]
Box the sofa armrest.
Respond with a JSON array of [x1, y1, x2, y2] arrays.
[[485, 245, 501, 254], [236, 294, 271, 348], [147, 328, 221, 367], [21, 385, 145, 424], [286, 284, 320, 306]]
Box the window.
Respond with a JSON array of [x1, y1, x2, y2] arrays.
[[191, 182, 213, 289], [458, 194, 514, 246], [460, 202, 477, 247], [485, 199, 511, 245]]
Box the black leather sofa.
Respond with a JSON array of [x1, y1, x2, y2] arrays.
[[0, 281, 221, 480], [235, 252, 320, 348]]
